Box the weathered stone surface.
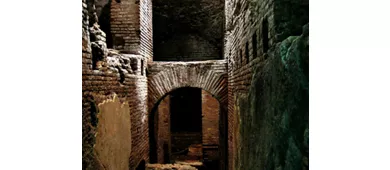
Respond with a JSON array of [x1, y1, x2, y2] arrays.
[[89, 24, 108, 70], [82, 1, 148, 168], [235, 24, 309, 170], [106, 51, 144, 76], [225, 0, 309, 168], [94, 94, 132, 170]]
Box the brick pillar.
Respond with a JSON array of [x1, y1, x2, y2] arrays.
[[157, 95, 171, 163], [111, 0, 140, 54], [202, 90, 220, 145]]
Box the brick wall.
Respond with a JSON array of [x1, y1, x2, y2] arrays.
[[202, 90, 220, 145], [82, 0, 149, 169], [152, 0, 224, 61], [82, 71, 149, 170], [225, 0, 309, 169], [147, 60, 228, 107], [147, 60, 229, 169], [156, 95, 170, 163], [110, 0, 140, 54], [225, 0, 274, 168], [154, 34, 220, 61], [140, 0, 153, 61]]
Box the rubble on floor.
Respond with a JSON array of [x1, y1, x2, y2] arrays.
[[146, 163, 198, 170]]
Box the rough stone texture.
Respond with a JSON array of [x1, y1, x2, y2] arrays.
[[106, 50, 146, 76], [94, 94, 132, 170], [82, 64, 149, 170], [82, 61, 149, 170], [82, 1, 149, 169], [93, 0, 113, 48], [153, 0, 224, 61], [90, 24, 109, 69], [225, 0, 308, 169], [274, 0, 309, 42], [83, 0, 92, 55], [85, 0, 109, 70], [235, 24, 308, 170]]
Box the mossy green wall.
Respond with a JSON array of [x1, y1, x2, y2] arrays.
[[236, 24, 309, 170]]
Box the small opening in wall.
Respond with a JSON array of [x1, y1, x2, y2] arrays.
[[115, 0, 121, 3], [130, 58, 138, 73], [245, 42, 249, 63], [262, 18, 269, 53], [117, 66, 125, 84], [252, 32, 257, 58], [91, 45, 102, 70], [119, 73, 125, 84]]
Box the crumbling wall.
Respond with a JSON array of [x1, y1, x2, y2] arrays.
[[94, 95, 132, 170], [82, 0, 149, 169]]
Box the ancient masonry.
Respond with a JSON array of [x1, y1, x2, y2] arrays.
[[82, 0, 308, 169]]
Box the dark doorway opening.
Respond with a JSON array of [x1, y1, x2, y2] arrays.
[[170, 88, 203, 162], [149, 87, 227, 169]]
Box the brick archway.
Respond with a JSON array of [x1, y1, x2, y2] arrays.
[[147, 60, 228, 169], [147, 60, 228, 110]]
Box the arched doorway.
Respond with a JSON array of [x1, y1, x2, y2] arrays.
[[149, 87, 227, 170]]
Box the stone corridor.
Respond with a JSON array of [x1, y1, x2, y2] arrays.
[[82, 0, 308, 169]]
